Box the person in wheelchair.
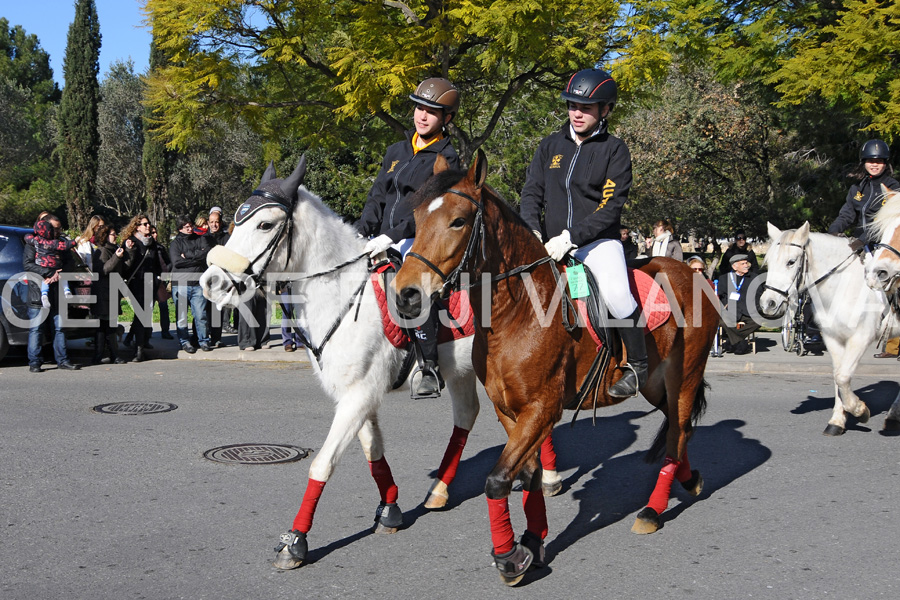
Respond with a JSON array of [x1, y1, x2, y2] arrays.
[[519, 67, 645, 398], [716, 254, 761, 355]]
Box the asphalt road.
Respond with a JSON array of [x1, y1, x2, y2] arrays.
[[2, 358, 899, 599]]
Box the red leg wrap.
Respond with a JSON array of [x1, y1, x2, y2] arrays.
[[486, 497, 515, 555], [522, 489, 548, 539], [675, 453, 692, 483], [369, 457, 399, 504], [292, 478, 326, 533], [436, 426, 469, 485], [646, 457, 679, 515], [539, 433, 558, 473]]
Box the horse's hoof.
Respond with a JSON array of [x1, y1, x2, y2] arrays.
[[631, 506, 661, 534], [541, 469, 562, 497], [823, 424, 845, 436], [856, 405, 871, 424], [680, 470, 704, 497], [273, 530, 306, 570], [424, 480, 449, 510], [492, 541, 534, 587], [883, 417, 900, 432], [373, 501, 403, 534]]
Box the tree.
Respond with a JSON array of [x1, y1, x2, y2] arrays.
[[143, 0, 626, 162], [143, 31, 173, 234], [96, 60, 145, 218], [58, 0, 101, 230]]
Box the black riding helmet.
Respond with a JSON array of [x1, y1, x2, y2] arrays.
[[860, 139, 891, 161], [561, 68, 617, 112], [409, 77, 460, 120]]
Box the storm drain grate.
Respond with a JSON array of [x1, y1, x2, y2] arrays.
[[203, 444, 310, 465], [92, 401, 178, 415]]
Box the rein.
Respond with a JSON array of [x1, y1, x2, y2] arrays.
[[763, 240, 859, 300]]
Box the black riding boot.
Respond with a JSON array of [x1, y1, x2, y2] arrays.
[[410, 303, 443, 399], [608, 307, 649, 399], [92, 330, 106, 364]]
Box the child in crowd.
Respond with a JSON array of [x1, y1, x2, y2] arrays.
[[25, 219, 74, 307]]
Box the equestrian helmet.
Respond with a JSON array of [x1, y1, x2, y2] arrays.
[[860, 139, 890, 161], [410, 77, 459, 118], [561, 68, 617, 110]]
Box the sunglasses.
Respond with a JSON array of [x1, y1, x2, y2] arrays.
[[736, 236, 745, 240], [139, 221, 151, 226], [691, 267, 704, 272]]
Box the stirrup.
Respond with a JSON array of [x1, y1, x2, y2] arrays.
[[608, 363, 643, 399], [410, 361, 444, 399]]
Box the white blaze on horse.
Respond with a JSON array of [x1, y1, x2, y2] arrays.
[[863, 184, 900, 430], [759, 222, 892, 434], [199, 157, 494, 569]]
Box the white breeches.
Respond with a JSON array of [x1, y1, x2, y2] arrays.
[[573, 238, 637, 320]]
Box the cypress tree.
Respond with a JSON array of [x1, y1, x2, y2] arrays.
[[142, 31, 170, 234], [58, 0, 101, 230]]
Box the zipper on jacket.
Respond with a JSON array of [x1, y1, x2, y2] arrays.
[[564, 145, 583, 229], [388, 158, 413, 229]]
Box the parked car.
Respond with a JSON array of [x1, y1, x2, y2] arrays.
[[0, 225, 94, 362]]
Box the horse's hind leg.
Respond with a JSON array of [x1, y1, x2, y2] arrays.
[[425, 370, 479, 510], [539, 434, 563, 497], [884, 389, 900, 431], [274, 390, 378, 569], [357, 416, 403, 533]]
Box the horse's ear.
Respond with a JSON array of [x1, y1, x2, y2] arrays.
[[260, 161, 277, 186], [796, 221, 811, 244], [767, 221, 782, 241], [280, 154, 307, 199], [433, 154, 450, 175], [469, 149, 487, 189]]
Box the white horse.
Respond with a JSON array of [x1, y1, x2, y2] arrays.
[[199, 158, 560, 570], [759, 222, 889, 435], [863, 184, 900, 430]]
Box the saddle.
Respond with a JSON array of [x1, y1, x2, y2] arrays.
[[369, 259, 475, 350], [564, 260, 672, 350]]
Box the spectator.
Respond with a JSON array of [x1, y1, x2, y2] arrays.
[[279, 281, 303, 352], [205, 207, 231, 347], [716, 254, 760, 355], [169, 214, 214, 354], [620, 226, 639, 260], [22, 214, 80, 372], [121, 214, 161, 362], [686, 255, 710, 280], [24, 218, 76, 308], [150, 225, 173, 340], [90, 224, 127, 364], [74, 215, 105, 273], [193, 214, 208, 236], [719, 230, 759, 276], [649, 219, 683, 260]]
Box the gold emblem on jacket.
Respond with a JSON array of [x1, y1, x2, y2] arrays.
[[596, 179, 616, 210], [387, 160, 400, 174], [855, 191, 863, 201], [549, 154, 563, 169]]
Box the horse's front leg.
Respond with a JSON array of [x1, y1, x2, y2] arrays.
[[357, 415, 404, 534], [884, 389, 900, 431], [274, 389, 377, 570], [486, 408, 550, 586], [824, 335, 870, 436], [425, 370, 479, 510]]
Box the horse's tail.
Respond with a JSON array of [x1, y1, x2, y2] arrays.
[[644, 378, 709, 463]]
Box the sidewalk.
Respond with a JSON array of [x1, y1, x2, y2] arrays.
[[68, 328, 897, 377]]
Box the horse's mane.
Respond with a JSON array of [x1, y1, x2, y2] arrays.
[[869, 187, 900, 241], [765, 228, 853, 267]]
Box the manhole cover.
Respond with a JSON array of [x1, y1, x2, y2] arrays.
[[203, 444, 310, 465], [92, 401, 178, 415]]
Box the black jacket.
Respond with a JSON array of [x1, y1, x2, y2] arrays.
[[828, 172, 900, 244], [520, 122, 632, 246], [356, 131, 460, 242], [92, 241, 126, 320], [716, 271, 757, 323], [22, 243, 67, 309], [124, 235, 161, 288], [169, 232, 214, 283]]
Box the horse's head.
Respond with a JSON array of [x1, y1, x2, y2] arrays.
[[758, 221, 809, 318], [201, 156, 307, 308], [392, 149, 489, 319], [865, 185, 900, 293]]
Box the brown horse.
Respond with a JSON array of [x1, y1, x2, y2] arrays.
[[392, 150, 718, 585]]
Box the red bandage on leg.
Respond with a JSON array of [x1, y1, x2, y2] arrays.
[[675, 453, 692, 483], [522, 489, 548, 539], [646, 457, 680, 515], [539, 434, 557, 473], [486, 497, 515, 555], [292, 478, 326, 533], [369, 457, 399, 504], [437, 426, 469, 485]]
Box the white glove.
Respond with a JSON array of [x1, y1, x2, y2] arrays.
[[544, 230, 576, 261], [364, 234, 393, 258]]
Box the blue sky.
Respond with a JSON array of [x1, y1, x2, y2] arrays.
[[2, 0, 150, 85]]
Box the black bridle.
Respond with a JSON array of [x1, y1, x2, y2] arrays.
[[763, 240, 859, 303]]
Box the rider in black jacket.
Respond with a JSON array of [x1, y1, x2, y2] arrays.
[[828, 139, 900, 246], [356, 77, 462, 399]]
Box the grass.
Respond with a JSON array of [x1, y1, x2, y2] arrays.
[[119, 299, 284, 324]]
